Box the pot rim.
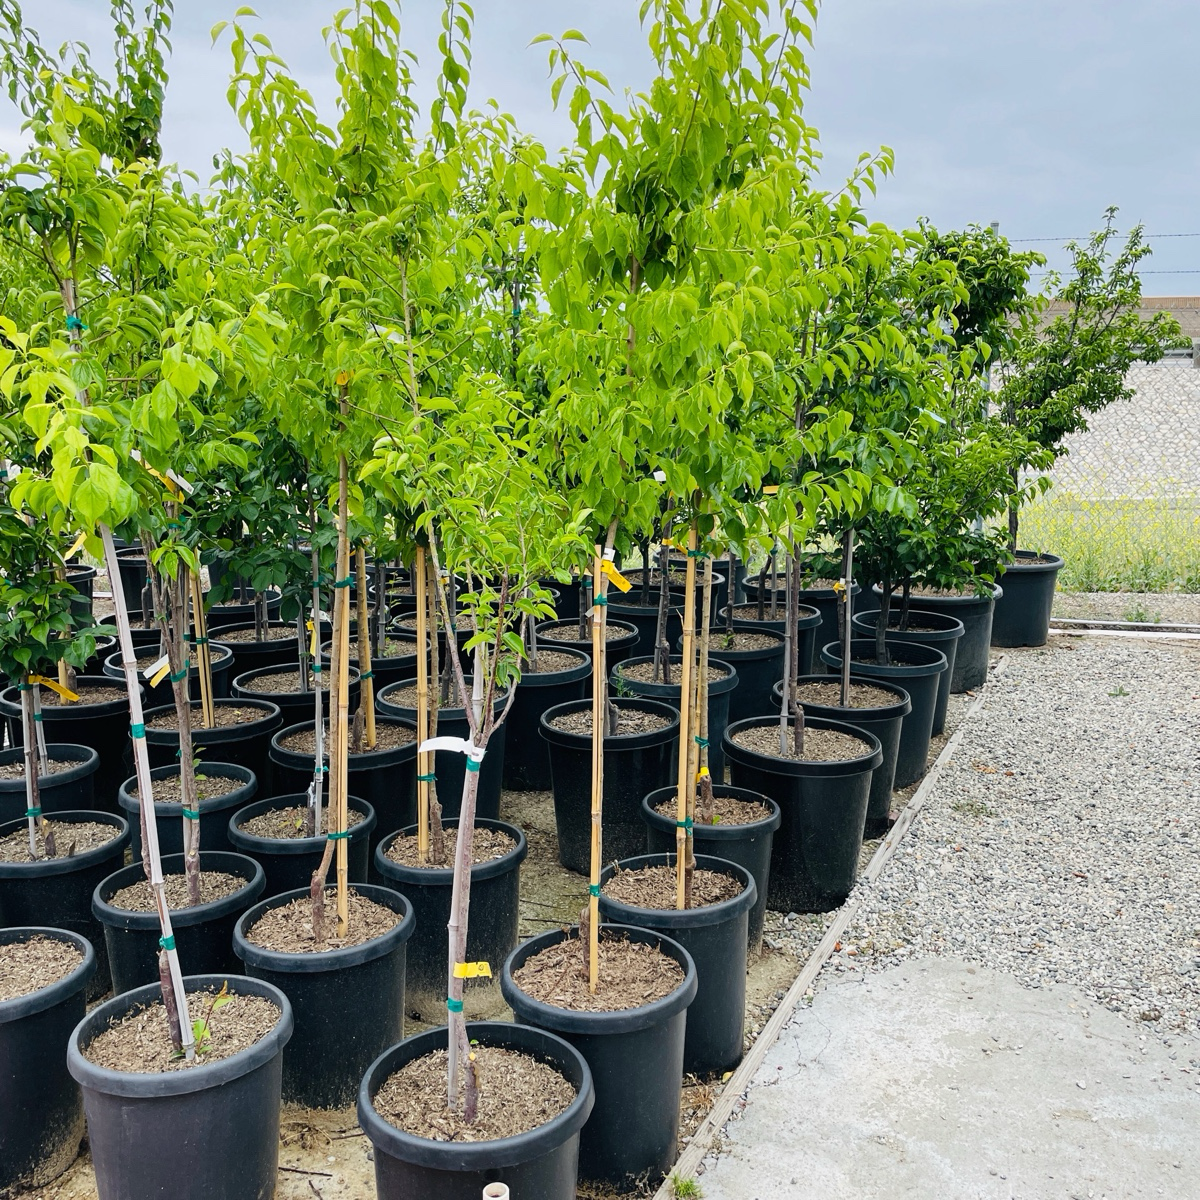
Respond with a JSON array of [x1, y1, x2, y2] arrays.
[[67, 973, 293, 1098], [0, 810, 130, 879], [514, 643, 592, 686], [0, 675, 139, 715], [819, 639, 948, 679], [375, 682, 510, 721], [270, 716, 417, 766], [228, 794, 376, 856], [723, 715, 883, 776], [357, 1020, 595, 1170], [232, 883, 414, 972], [141, 697, 283, 740], [745, 582, 861, 601], [872, 582, 1003, 604], [613, 655, 738, 697], [721, 601, 820, 624], [534, 617, 639, 645], [103, 642, 233, 677], [598, 853, 757, 929], [641, 785, 781, 839], [770, 674, 912, 720], [1003, 550, 1065, 573], [539, 697, 680, 749], [0, 742, 100, 788], [850, 609, 966, 639], [232, 661, 361, 699], [374, 817, 528, 886], [117, 761, 257, 816], [0, 927, 96, 1024], [690, 621, 788, 656]]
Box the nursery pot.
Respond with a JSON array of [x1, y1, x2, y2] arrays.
[[641, 785, 780, 954], [227, 794, 376, 897], [142, 698, 282, 790], [502, 924, 697, 1185], [65, 562, 97, 629], [113, 547, 151, 615], [82, 633, 118, 675], [820, 639, 947, 788], [373, 819, 526, 1024], [606, 590, 686, 654], [0, 811, 129, 998], [540, 698, 680, 874], [376, 683, 506, 821], [874, 584, 1000, 692], [991, 551, 1065, 648], [358, 1020, 595, 1200], [320, 630, 424, 688], [503, 645, 591, 791], [0, 743, 99, 823], [851, 609, 963, 735], [0, 927, 95, 1195], [204, 589, 282, 631], [232, 661, 361, 725], [212, 619, 302, 675], [117, 761, 256, 859], [773, 675, 911, 839], [93, 850, 265, 994], [612, 655, 737, 781], [534, 618, 640, 690], [233, 884, 413, 1109], [103, 641, 234, 708], [684, 623, 784, 725], [67, 973, 292, 1200], [542, 574, 583, 620], [598, 854, 755, 1075], [1, 676, 139, 811], [724, 715, 881, 913], [743, 581, 860, 673], [269, 717, 417, 856], [719, 602, 822, 678]]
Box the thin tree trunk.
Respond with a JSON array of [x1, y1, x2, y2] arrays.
[[876, 570, 893, 666], [20, 682, 42, 858], [356, 546, 376, 751], [839, 531, 855, 710]]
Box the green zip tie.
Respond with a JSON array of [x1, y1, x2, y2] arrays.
[[359, 671, 373, 681], [166, 520, 183, 530], [594, 595, 608, 606], [131, 722, 146, 738], [676, 816, 694, 830], [687, 549, 709, 558], [189, 636, 209, 646], [588, 883, 600, 896], [465, 758, 481, 773], [65, 314, 86, 332], [446, 997, 464, 1013], [25, 806, 41, 818], [417, 773, 436, 782], [168, 663, 190, 683], [16, 683, 29, 692], [694, 736, 709, 748], [33, 712, 42, 722], [182, 808, 201, 820], [159, 935, 176, 951], [327, 829, 351, 840], [332, 576, 352, 588], [312, 663, 322, 674]]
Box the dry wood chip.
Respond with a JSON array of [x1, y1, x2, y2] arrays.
[[129, 773, 240, 803], [385, 825, 515, 869], [242, 888, 400, 953], [617, 659, 730, 684], [0, 820, 118, 863], [730, 723, 869, 762], [793, 680, 901, 709], [0, 756, 82, 780], [0, 936, 84, 1002], [522, 649, 587, 674], [602, 864, 741, 909], [147, 704, 264, 730], [279, 722, 415, 755], [653, 792, 770, 827], [107, 870, 247, 913], [237, 805, 366, 840], [548, 707, 672, 737]]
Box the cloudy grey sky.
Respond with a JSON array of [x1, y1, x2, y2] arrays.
[[4, 0, 1196, 291]]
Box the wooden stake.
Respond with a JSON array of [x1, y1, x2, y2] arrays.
[[356, 546, 376, 750], [674, 521, 698, 909], [415, 544, 431, 863], [333, 418, 351, 936], [840, 530, 855, 709], [588, 544, 605, 994]]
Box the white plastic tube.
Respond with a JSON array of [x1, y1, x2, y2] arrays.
[[482, 1185, 510, 1199]]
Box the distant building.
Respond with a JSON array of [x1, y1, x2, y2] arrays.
[[1041, 296, 1200, 342]]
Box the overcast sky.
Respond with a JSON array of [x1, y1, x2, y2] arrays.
[[3, 0, 1196, 291]]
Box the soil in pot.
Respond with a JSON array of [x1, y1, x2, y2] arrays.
[[241, 886, 402, 953], [67, 974, 292, 1200], [103, 643, 233, 707], [0, 744, 99, 822], [701, 624, 786, 725], [503, 646, 591, 792], [142, 699, 282, 792], [120, 762, 256, 858], [729, 722, 867, 761], [541, 698, 680, 874], [237, 803, 367, 839], [0, 929, 96, 1196], [535, 618, 640, 687], [0, 819, 120, 862], [602, 863, 740, 906], [383, 823, 516, 868], [106, 869, 247, 911]]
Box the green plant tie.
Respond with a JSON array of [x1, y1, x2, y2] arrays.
[[158, 935, 176, 951], [131, 722, 146, 738], [594, 594, 608, 606], [190, 636, 209, 646], [320, 765, 329, 773], [694, 736, 709, 748], [25, 806, 41, 818], [687, 549, 708, 558], [359, 671, 373, 681], [16, 683, 29, 692], [166, 520, 183, 530], [65, 314, 86, 332], [588, 883, 600, 896], [326, 829, 351, 840], [676, 816, 694, 830], [312, 663, 322, 674], [417, 772, 436, 782], [446, 997, 464, 1013], [169, 662, 190, 683], [33, 712, 42, 722], [465, 757, 481, 773], [182, 808, 201, 820], [332, 576, 352, 589]]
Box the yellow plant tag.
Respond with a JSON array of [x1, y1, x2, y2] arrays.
[[832, 580, 846, 595], [65, 532, 87, 560], [336, 370, 351, 387], [599, 560, 632, 593], [29, 675, 79, 702], [452, 961, 492, 979], [307, 619, 317, 658], [762, 485, 779, 496], [696, 766, 710, 780]]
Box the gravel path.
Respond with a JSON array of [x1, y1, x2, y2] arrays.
[[802, 636, 1200, 1054], [1054, 589, 1200, 624]]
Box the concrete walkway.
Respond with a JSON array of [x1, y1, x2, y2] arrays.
[[696, 957, 1200, 1199]]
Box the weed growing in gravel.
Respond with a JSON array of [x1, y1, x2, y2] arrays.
[[951, 797, 997, 818], [1122, 602, 1159, 623], [1108, 685, 1130, 697], [671, 1174, 703, 1198]]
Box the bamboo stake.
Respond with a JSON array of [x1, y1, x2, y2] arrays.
[[840, 530, 855, 709], [588, 544, 605, 994], [356, 546, 376, 750], [695, 555, 715, 826], [20, 680, 42, 858], [674, 523, 699, 908], [29, 684, 49, 776], [334, 420, 351, 936], [415, 544, 431, 863], [189, 569, 215, 730], [308, 503, 325, 837]]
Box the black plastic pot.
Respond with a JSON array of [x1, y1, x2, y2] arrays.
[[851, 609, 963, 736], [142, 698, 282, 790], [691, 623, 785, 728], [103, 642, 234, 709], [92, 850, 265, 994], [0, 676, 139, 811], [359, 1020, 595, 1200], [233, 883, 413, 1109], [212, 620, 303, 675], [65, 563, 97, 629], [0, 928, 95, 1195], [117, 762, 256, 860], [820, 639, 947, 788], [992, 551, 1064, 648], [598, 854, 755, 1075], [320, 630, 423, 688], [743, 581, 860, 673], [376, 683, 506, 822], [504, 646, 591, 791], [374, 819, 526, 1023], [641, 785, 780, 954], [0, 743, 99, 823], [613, 655, 737, 782], [232, 662, 361, 725], [542, 574, 582, 620], [668, 554, 742, 612], [67, 973, 292, 1200], [269, 717, 417, 856], [606, 590, 686, 654], [205, 589, 282, 631], [874, 583, 1000, 692], [227, 794, 376, 896], [113, 547, 150, 615], [719, 602, 822, 677], [724, 715, 881, 913], [0, 811, 129, 998], [502, 924, 697, 1185], [535, 619, 640, 692], [540, 698, 680, 874], [82, 632, 118, 675], [773, 675, 911, 839]]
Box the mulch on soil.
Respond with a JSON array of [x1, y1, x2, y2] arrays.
[[378, 681, 507, 713], [711, 630, 781, 652], [617, 658, 730, 684], [237, 805, 366, 839], [215, 625, 296, 643], [238, 668, 349, 695], [511, 933, 684, 1012], [242, 888, 401, 953], [653, 792, 770, 826], [547, 707, 673, 737], [129, 772, 242, 803], [730, 723, 869, 762], [793, 680, 900, 709], [385, 825, 516, 869], [44, 684, 128, 706], [603, 864, 742, 909], [539, 622, 628, 643], [107, 870, 247, 912], [0, 820, 119, 863], [0, 936, 85, 1003], [0, 755, 83, 780], [147, 704, 266, 730], [523, 649, 587, 674], [373, 1045, 575, 1142], [278, 721, 416, 756], [83, 988, 281, 1073]]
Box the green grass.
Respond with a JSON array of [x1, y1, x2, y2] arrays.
[[670, 1177, 704, 1199], [1016, 491, 1200, 593]]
